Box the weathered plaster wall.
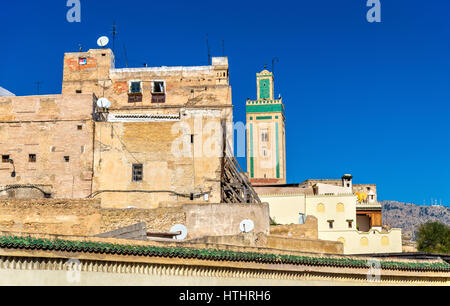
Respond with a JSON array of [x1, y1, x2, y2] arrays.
[[183, 203, 270, 239], [92, 112, 226, 209]]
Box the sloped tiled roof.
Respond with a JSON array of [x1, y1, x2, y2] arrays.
[[1, 235, 449, 272]]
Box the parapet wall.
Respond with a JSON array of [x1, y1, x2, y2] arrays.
[[270, 216, 318, 239], [0, 199, 102, 236], [0, 199, 269, 240]]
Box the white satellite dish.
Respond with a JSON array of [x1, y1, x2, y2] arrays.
[[97, 36, 109, 48], [170, 224, 188, 240], [96, 97, 111, 109], [239, 219, 255, 233]]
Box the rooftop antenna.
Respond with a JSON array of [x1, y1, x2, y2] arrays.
[[170, 224, 188, 240], [97, 36, 109, 48], [123, 44, 129, 68], [272, 57, 279, 98], [35, 81, 43, 95], [239, 219, 255, 233], [78, 44, 82, 52], [272, 57, 279, 76], [112, 22, 117, 54], [206, 33, 211, 65]]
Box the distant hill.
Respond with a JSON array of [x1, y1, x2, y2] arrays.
[[381, 201, 450, 239]]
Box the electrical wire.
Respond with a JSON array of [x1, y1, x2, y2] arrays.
[[86, 189, 210, 199], [0, 185, 51, 197]]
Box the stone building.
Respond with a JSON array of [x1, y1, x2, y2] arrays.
[[0, 48, 257, 208], [0, 94, 95, 199]]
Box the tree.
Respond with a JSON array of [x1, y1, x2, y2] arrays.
[[416, 221, 450, 254]]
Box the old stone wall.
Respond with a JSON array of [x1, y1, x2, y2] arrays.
[[0, 199, 270, 242], [270, 216, 319, 239], [0, 94, 95, 199], [0, 199, 101, 236], [100, 207, 185, 233]]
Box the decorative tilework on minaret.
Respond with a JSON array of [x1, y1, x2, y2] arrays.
[[246, 69, 286, 185]]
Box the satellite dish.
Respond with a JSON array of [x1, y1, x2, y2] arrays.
[[97, 36, 109, 48], [170, 224, 188, 240], [239, 219, 255, 233], [96, 97, 111, 109]]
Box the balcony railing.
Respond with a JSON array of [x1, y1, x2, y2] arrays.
[[128, 93, 143, 103], [152, 93, 166, 103]]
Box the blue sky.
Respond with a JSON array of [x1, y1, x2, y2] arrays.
[[1, 1, 449, 205]]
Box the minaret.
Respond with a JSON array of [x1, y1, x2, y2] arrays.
[[246, 69, 286, 185]]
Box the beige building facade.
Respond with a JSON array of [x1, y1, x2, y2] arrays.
[[0, 48, 246, 209]]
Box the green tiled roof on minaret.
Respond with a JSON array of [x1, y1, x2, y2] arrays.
[[246, 69, 286, 185]]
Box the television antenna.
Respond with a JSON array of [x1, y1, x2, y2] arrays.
[[170, 224, 188, 240], [97, 36, 109, 48], [206, 33, 211, 65], [239, 219, 255, 233], [96, 97, 111, 109]]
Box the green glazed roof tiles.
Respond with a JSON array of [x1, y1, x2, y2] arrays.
[[0, 235, 449, 272]]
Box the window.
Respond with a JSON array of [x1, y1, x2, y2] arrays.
[[347, 220, 353, 228], [130, 82, 142, 94], [129, 81, 143, 103], [29, 154, 36, 163], [77, 125, 83, 130], [152, 81, 165, 94], [64, 156, 70, 163], [76, 90, 82, 94], [152, 81, 166, 103], [328, 220, 334, 229], [2, 155, 10, 163], [261, 129, 269, 142], [78, 58, 87, 65], [132, 164, 143, 182]]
